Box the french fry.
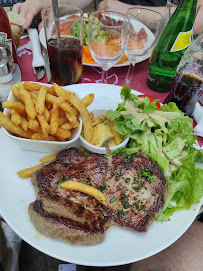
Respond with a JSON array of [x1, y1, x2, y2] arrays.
[[54, 83, 92, 142], [10, 109, 22, 126], [43, 106, 50, 122], [0, 112, 33, 138], [90, 126, 99, 145], [17, 163, 44, 178], [82, 94, 94, 107], [19, 87, 36, 119], [65, 111, 79, 128], [11, 84, 21, 99], [2, 101, 26, 114], [40, 153, 58, 163], [21, 117, 29, 131], [58, 116, 69, 127], [37, 115, 49, 137], [49, 106, 59, 135], [110, 122, 123, 145], [29, 91, 38, 100], [31, 132, 56, 141], [54, 127, 71, 139], [28, 118, 39, 131], [17, 81, 23, 89], [60, 123, 72, 130], [61, 180, 107, 206], [35, 86, 47, 115], [92, 115, 107, 127], [23, 82, 55, 95], [89, 112, 94, 120]]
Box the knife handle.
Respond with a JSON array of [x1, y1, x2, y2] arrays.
[[28, 28, 45, 67]]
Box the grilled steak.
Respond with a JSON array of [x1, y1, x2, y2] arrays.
[[29, 147, 166, 245], [105, 152, 166, 232]]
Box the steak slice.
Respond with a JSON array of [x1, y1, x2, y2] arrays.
[[29, 148, 110, 245], [105, 151, 166, 232], [29, 147, 166, 245]]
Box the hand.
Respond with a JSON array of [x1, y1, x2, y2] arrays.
[[12, 0, 51, 29], [98, 0, 131, 14]]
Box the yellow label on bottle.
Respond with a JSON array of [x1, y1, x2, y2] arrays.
[[170, 29, 193, 52]]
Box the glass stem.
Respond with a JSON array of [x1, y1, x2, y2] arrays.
[[101, 69, 108, 84], [125, 62, 135, 83]]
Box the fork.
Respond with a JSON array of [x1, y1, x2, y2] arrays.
[[101, 137, 113, 167]]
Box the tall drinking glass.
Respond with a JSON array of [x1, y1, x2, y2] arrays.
[[120, 8, 165, 90], [88, 11, 129, 84], [42, 5, 83, 86]]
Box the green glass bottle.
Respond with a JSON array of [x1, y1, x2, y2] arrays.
[[147, 0, 198, 93]]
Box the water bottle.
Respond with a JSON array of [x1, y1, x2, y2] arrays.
[[147, 0, 198, 93]]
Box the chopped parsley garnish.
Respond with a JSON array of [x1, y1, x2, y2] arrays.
[[125, 178, 130, 183], [113, 170, 123, 181], [67, 194, 72, 200], [84, 180, 91, 185], [110, 197, 117, 203], [83, 150, 92, 157]]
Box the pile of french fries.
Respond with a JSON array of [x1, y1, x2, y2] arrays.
[[0, 81, 94, 142]]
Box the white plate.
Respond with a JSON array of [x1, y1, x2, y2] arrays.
[[0, 83, 202, 267], [39, 14, 151, 67]]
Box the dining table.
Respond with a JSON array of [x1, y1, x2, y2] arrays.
[[17, 35, 203, 147]]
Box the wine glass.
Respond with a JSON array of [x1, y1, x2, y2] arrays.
[[88, 11, 130, 84], [120, 7, 166, 90]]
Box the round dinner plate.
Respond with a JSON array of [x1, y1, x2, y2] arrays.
[[0, 83, 202, 267], [39, 14, 152, 67]]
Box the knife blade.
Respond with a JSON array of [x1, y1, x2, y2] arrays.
[[42, 48, 52, 83], [28, 28, 45, 81]]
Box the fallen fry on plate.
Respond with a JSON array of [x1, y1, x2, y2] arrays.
[[0, 112, 33, 138], [17, 163, 44, 178], [40, 152, 59, 164], [61, 180, 107, 206]]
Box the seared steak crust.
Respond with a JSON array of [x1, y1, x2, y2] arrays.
[[29, 147, 166, 245]]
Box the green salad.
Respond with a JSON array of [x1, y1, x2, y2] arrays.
[[107, 86, 203, 222], [71, 16, 109, 46]]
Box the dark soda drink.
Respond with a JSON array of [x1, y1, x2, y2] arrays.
[[47, 36, 82, 86], [164, 72, 203, 116]]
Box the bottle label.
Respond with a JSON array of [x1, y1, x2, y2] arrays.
[[170, 29, 193, 52], [0, 32, 12, 54]]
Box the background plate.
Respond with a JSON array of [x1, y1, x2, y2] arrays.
[[39, 13, 151, 67], [0, 83, 202, 267]]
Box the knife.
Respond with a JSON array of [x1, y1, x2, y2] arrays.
[[42, 47, 52, 83], [28, 28, 45, 80]]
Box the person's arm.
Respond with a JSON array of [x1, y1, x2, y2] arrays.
[[12, 0, 93, 29], [98, 0, 203, 35]]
